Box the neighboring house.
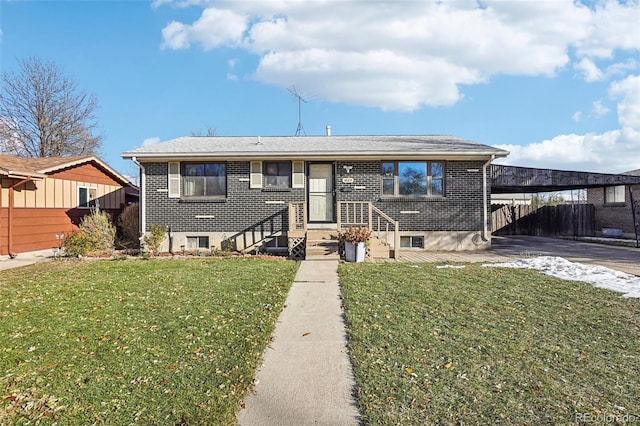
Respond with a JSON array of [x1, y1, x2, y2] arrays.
[[122, 135, 508, 259], [0, 154, 133, 257], [587, 169, 640, 238]]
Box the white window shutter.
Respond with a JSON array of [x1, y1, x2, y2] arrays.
[[292, 161, 305, 188], [168, 162, 180, 198], [250, 161, 262, 188]]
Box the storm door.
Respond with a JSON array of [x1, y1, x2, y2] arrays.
[[308, 163, 335, 222]]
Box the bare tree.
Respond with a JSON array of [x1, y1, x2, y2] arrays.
[[190, 123, 217, 137], [0, 57, 101, 158]]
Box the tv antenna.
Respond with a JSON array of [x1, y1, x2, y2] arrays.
[[288, 86, 307, 136]]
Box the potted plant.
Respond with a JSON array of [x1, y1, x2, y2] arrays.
[[337, 225, 372, 262]]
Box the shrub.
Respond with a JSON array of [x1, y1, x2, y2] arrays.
[[143, 224, 167, 255], [64, 209, 116, 256], [117, 204, 140, 247], [64, 229, 90, 257]]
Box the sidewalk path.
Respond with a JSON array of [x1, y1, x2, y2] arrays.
[[237, 260, 361, 426], [0, 250, 52, 271]]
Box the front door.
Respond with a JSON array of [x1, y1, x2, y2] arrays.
[[308, 163, 335, 222]]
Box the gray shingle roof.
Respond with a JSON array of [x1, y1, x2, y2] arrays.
[[122, 135, 509, 160]]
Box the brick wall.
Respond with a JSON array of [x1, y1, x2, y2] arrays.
[[334, 160, 487, 231], [144, 159, 489, 235], [587, 185, 639, 236], [145, 162, 304, 234]]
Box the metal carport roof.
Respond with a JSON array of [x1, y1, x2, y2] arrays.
[[491, 164, 640, 193]]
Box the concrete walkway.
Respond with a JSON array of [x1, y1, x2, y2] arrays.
[[237, 260, 361, 426], [0, 249, 53, 271]]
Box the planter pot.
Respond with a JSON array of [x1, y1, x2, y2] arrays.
[[345, 241, 366, 262]]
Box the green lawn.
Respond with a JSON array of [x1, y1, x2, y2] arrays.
[[0, 258, 298, 425], [339, 262, 640, 425]]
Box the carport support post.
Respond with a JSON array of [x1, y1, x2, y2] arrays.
[[629, 186, 639, 248]]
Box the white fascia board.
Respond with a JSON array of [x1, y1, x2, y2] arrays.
[[123, 151, 509, 162]]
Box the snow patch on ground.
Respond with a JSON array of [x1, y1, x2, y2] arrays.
[[482, 256, 640, 299]]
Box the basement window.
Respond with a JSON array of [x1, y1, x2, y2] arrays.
[[186, 236, 209, 250], [264, 236, 288, 253], [400, 236, 424, 249]]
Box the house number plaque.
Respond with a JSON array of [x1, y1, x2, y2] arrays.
[[342, 177, 354, 184]]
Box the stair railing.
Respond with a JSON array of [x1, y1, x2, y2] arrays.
[[337, 201, 399, 257]]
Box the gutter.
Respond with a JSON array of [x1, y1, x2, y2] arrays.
[[131, 157, 146, 243], [122, 151, 509, 161], [7, 177, 32, 257], [481, 155, 495, 242]]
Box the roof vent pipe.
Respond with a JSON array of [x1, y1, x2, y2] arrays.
[[256, 136, 262, 145], [326, 125, 331, 136]]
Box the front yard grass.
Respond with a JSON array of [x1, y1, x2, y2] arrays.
[[340, 263, 640, 425], [0, 258, 298, 425]]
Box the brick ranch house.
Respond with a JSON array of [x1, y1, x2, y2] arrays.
[[587, 168, 640, 239], [122, 135, 509, 259], [0, 154, 134, 257]]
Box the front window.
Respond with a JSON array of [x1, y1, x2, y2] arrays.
[[183, 163, 226, 197], [78, 186, 98, 208], [605, 186, 625, 204], [382, 161, 444, 196], [264, 161, 291, 187]]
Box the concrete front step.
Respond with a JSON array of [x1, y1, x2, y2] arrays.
[[305, 229, 340, 260], [306, 230, 339, 241], [305, 253, 341, 261]]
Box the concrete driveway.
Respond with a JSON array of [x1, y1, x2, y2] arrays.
[[490, 235, 640, 276], [396, 235, 640, 277]]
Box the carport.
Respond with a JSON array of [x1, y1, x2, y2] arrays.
[[490, 164, 640, 246], [491, 164, 640, 193]]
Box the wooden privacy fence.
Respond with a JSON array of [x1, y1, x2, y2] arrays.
[[492, 204, 594, 236]]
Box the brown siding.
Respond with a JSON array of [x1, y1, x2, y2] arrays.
[[49, 163, 121, 186], [0, 207, 119, 255], [0, 208, 7, 254]]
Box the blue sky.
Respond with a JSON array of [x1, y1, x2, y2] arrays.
[[1, 0, 639, 178]]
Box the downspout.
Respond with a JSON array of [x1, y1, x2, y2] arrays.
[[482, 155, 495, 242], [131, 157, 146, 245], [8, 177, 32, 258]]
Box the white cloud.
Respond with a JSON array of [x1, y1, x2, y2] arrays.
[[496, 75, 640, 173], [574, 57, 604, 82], [592, 100, 610, 118], [573, 0, 640, 59], [162, 8, 246, 50], [572, 111, 582, 122], [152, 0, 203, 9], [609, 74, 640, 129], [158, 1, 639, 111], [142, 137, 161, 147], [155, 1, 639, 172]]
